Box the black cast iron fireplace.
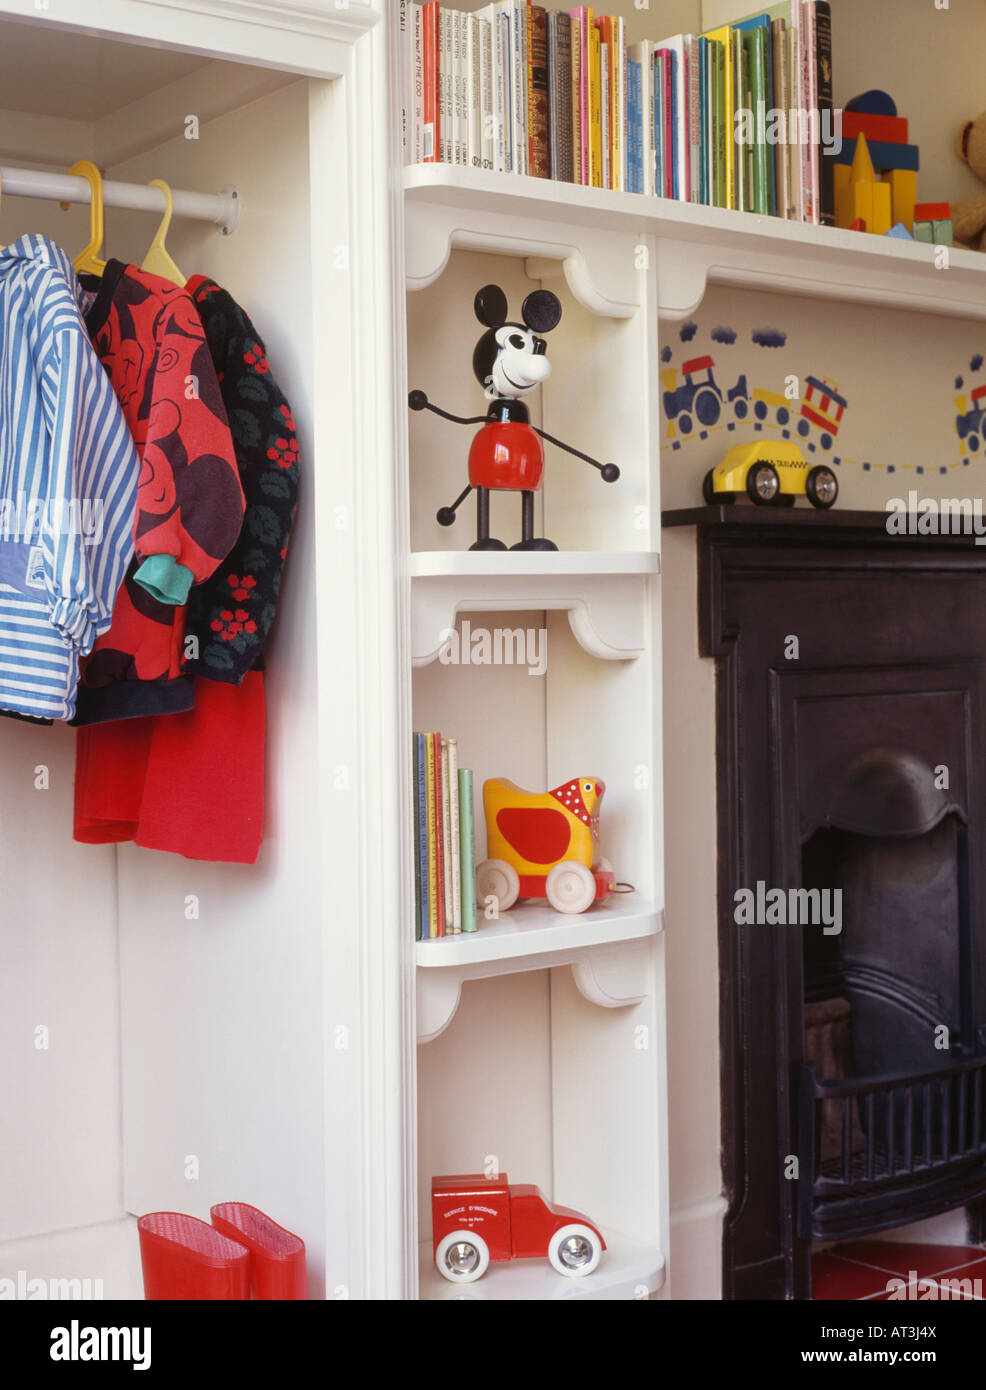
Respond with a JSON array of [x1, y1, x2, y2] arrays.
[[664, 507, 986, 1300]]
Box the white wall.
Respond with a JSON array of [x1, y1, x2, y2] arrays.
[[99, 78, 328, 1294]]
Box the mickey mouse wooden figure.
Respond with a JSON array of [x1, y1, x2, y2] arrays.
[[408, 284, 620, 551]]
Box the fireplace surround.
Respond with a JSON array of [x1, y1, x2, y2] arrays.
[[664, 507, 986, 1300]]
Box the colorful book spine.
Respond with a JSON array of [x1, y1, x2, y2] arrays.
[[432, 732, 445, 937], [413, 733, 422, 940], [547, 10, 574, 182], [659, 48, 672, 198], [422, 0, 440, 162], [425, 732, 438, 937], [626, 56, 641, 194], [527, 2, 550, 177], [801, 0, 819, 223], [589, 19, 601, 187], [411, 4, 425, 164], [748, 25, 770, 215], [710, 37, 725, 208], [440, 737, 452, 929], [459, 768, 477, 931], [448, 738, 461, 932], [570, 6, 591, 184], [510, 0, 528, 174], [698, 35, 709, 204], [600, 40, 610, 189], [468, 13, 482, 168], [570, 11, 582, 182], [733, 27, 747, 213], [772, 18, 790, 219], [686, 35, 701, 203], [814, 0, 835, 226], [704, 25, 735, 209]]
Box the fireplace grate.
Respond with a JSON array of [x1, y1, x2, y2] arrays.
[[799, 1055, 986, 1241]]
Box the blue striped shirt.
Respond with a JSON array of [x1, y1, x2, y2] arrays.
[[0, 234, 140, 719]]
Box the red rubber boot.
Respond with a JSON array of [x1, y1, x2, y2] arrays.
[[138, 1212, 250, 1300], [210, 1203, 308, 1299]]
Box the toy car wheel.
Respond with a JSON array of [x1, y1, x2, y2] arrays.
[[820, 432, 833, 451], [548, 1224, 603, 1278], [702, 470, 735, 506], [435, 1231, 490, 1284], [968, 435, 980, 453], [475, 859, 520, 913], [546, 861, 597, 914], [733, 399, 748, 419], [754, 400, 767, 421], [777, 407, 790, 426], [806, 465, 838, 509], [678, 413, 693, 434], [746, 462, 780, 505]]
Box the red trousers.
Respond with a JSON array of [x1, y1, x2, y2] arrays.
[[74, 672, 265, 864]]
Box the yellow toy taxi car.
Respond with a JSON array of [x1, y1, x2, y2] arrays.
[[702, 440, 838, 509]]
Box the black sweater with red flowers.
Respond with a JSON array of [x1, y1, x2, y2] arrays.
[[181, 276, 300, 684]]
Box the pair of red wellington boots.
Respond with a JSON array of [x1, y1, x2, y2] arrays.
[[138, 1203, 307, 1299]]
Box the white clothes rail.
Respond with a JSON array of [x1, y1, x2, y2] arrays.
[[0, 167, 240, 235]]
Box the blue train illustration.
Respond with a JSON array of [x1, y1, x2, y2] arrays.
[[956, 385, 986, 453], [663, 360, 847, 453]]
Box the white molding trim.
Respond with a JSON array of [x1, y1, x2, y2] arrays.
[[131, 0, 378, 40]]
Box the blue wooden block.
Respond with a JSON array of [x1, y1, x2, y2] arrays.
[[845, 90, 898, 117], [833, 140, 919, 172], [884, 221, 914, 240]]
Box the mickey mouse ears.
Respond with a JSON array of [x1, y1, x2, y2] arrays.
[[473, 283, 562, 333]]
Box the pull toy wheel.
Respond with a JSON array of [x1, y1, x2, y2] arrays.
[[475, 858, 520, 912], [545, 861, 597, 914]]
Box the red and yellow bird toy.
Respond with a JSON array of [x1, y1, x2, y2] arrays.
[[476, 776, 614, 915]]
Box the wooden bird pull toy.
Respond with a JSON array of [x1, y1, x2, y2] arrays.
[[409, 284, 620, 552], [476, 775, 616, 915]]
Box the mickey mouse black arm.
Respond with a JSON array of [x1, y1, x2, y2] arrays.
[[529, 425, 620, 482], [408, 390, 488, 427]]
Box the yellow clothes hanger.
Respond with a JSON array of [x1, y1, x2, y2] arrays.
[[141, 179, 186, 286], [62, 160, 107, 275]]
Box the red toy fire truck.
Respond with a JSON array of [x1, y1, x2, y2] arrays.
[[431, 1173, 606, 1283]]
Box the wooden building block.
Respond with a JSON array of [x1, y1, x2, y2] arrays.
[[887, 168, 917, 231], [932, 219, 954, 247]]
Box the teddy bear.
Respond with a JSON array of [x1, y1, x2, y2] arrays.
[[954, 114, 986, 251]]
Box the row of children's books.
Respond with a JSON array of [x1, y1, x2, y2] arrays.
[[414, 732, 477, 939], [399, 1, 835, 225]]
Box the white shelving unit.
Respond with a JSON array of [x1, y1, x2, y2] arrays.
[[403, 119, 668, 1296]]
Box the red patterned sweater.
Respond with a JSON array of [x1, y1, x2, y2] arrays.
[[72, 261, 244, 724]]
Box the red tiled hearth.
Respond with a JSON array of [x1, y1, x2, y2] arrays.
[[813, 1243, 986, 1300]]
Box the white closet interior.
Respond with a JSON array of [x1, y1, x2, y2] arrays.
[[0, 11, 360, 1300]]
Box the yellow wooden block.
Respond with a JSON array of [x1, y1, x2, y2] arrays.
[[887, 168, 917, 231], [870, 181, 892, 235], [837, 181, 874, 231], [834, 163, 851, 207]]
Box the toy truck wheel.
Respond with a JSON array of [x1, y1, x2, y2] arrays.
[[475, 859, 520, 912], [435, 1231, 490, 1284], [702, 470, 735, 506], [746, 462, 780, 505], [546, 861, 597, 914], [548, 1224, 603, 1277], [806, 465, 838, 509]]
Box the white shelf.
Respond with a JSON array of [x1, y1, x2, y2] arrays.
[[405, 163, 986, 323], [416, 897, 662, 1043], [410, 551, 659, 665], [410, 550, 659, 578], [416, 895, 660, 966], [418, 1228, 665, 1300]]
